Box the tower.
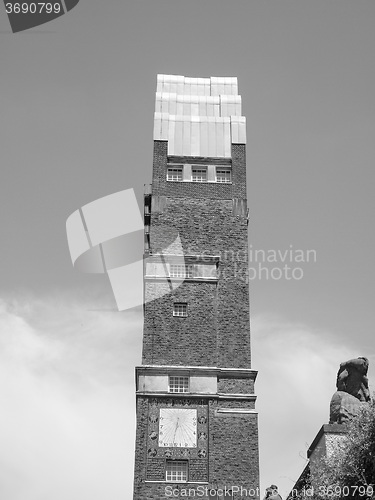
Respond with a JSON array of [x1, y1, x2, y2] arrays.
[[133, 75, 259, 499]]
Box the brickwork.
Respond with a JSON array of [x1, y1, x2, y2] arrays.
[[231, 143, 247, 200], [215, 399, 256, 410], [218, 377, 254, 394], [134, 91, 259, 499], [144, 194, 251, 369], [209, 399, 259, 497], [133, 397, 148, 497], [152, 141, 247, 202], [143, 282, 218, 366], [133, 396, 259, 500]]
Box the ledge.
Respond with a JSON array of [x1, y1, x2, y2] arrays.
[[218, 393, 256, 400], [136, 365, 258, 379], [136, 391, 257, 401], [144, 276, 218, 283], [166, 180, 232, 185], [145, 254, 221, 263], [145, 481, 209, 484]]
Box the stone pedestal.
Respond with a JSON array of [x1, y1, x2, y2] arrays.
[[308, 424, 347, 485]]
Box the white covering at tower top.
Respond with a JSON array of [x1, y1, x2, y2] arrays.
[[153, 74, 246, 158], [156, 75, 238, 96]]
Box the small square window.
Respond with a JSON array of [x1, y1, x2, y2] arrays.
[[165, 460, 188, 482], [173, 303, 187, 317], [216, 168, 232, 183], [192, 167, 207, 182], [167, 167, 183, 182], [170, 264, 193, 278], [169, 376, 189, 393]]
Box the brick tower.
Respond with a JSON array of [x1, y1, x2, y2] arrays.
[[133, 75, 259, 499]]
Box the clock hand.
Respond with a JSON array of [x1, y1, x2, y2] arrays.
[[173, 418, 180, 442]]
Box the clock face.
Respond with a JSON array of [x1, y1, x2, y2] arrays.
[[158, 408, 197, 448]]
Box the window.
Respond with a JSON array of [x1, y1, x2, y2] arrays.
[[216, 168, 232, 183], [173, 303, 187, 317], [192, 167, 207, 182], [169, 376, 189, 393], [165, 460, 188, 482], [170, 264, 193, 278], [167, 165, 232, 183], [167, 167, 183, 182]]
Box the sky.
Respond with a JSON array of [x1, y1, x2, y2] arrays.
[[1, 1, 375, 499]]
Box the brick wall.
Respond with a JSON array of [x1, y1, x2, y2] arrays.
[[218, 377, 254, 394], [133, 397, 148, 497], [133, 136, 259, 499], [209, 400, 260, 497], [143, 281, 218, 366], [143, 191, 251, 369], [133, 396, 259, 500], [151, 141, 247, 201]]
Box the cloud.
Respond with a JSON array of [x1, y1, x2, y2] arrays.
[[1, 295, 373, 500], [0, 292, 142, 500], [252, 314, 374, 498]]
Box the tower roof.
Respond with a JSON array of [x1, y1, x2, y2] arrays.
[[154, 74, 246, 157]]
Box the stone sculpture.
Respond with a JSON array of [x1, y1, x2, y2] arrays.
[[329, 357, 370, 424]]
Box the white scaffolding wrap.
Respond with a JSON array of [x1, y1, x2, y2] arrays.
[[154, 74, 246, 156]]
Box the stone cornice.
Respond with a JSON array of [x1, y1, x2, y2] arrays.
[[135, 391, 257, 401], [136, 365, 258, 379]]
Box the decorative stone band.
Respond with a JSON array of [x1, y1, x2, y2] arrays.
[[144, 253, 219, 280], [136, 366, 258, 398], [145, 277, 219, 285], [136, 392, 257, 401], [137, 365, 258, 379]]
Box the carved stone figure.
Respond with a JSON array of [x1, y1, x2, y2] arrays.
[[329, 357, 371, 424], [336, 357, 370, 401]]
